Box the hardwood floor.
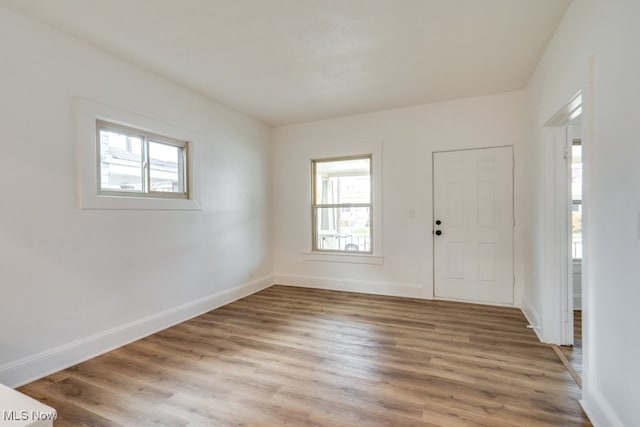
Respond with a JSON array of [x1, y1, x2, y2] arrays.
[[18, 286, 591, 426], [561, 311, 583, 378]]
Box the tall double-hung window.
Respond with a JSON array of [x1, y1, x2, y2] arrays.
[[571, 140, 583, 259], [312, 155, 372, 253]]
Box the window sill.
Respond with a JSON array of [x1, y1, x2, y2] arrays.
[[302, 251, 384, 265]]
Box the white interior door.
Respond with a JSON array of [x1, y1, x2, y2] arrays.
[[433, 146, 514, 305]]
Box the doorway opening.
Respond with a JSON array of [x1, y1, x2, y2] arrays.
[[561, 118, 584, 382], [544, 91, 583, 385]]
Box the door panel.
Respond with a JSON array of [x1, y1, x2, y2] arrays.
[[433, 147, 514, 304]]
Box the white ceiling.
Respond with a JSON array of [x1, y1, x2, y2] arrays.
[[0, 0, 571, 126]]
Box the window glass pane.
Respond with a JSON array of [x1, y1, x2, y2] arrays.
[[99, 128, 143, 192], [149, 141, 183, 193], [572, 142, 583, 259], [315, 207, 371, 252], [315, 158, 370, 204], [572, 144, 582, 201], [572, 203, 582, 259]]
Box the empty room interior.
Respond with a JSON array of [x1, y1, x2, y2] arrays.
[[0, 0, 638, 426]]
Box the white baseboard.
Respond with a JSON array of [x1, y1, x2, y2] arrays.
[[433, 296, 517, 308], [581, 385, 625, 427], [520, 296, 543, 342], [0, 275, 273, 388], [274, 274, 431, 299]]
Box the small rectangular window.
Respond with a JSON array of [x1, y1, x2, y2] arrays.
[[97, 120, 189, 199], [312, 155, 372, 253]]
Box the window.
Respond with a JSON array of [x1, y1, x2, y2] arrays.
[[571, 140, 583, 259], [312, 155, 372, 253], [97, 120, 189, 199]]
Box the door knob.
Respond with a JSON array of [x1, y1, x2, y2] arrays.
[[435, 230, 442, 236], [435, 220, 442, 225]]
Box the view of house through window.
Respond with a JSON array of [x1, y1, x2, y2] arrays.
[[98, 120, 188, 198], [312, 156, 372, 253], [572, 140, 583, 259]]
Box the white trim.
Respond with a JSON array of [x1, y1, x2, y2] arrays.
[[521, 296, 543, 342], [434, 296, 516, 309], [0, 276, 273, 388], [545, 92, 582, 127], [581, 386, 625, 427], [275, 274, 430, 299], [539, 124, 571, 345], [581, 56, 594, 406], [302, 140, 384, 257], [301, 252, 384, 265], [75, 97, 201, 210]]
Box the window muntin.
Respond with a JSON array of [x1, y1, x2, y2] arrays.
[[97, 120, 189, 199], [312, 155, 372, 253]]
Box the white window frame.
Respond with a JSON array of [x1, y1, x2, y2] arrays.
[[96, 120, 190, 200], [75, 98, 201, 210], [311, 154, 373, 254], [302, 140, 384, 265]]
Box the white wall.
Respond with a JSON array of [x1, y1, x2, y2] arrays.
[[0, 6, 272, 386], [525, 0, 640, 425], [273, 92, 528, 304]]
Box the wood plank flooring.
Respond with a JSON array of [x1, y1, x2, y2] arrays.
[[561, 310, 583, 379], [18, 286, 591, 426]]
